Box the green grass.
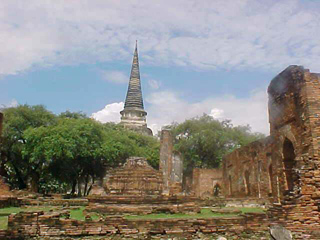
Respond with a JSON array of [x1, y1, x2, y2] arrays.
[[237, 207, 266, 214], [69, 207, 99, 221], [0, 216, 8, 230]]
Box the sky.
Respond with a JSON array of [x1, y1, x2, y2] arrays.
[[1, 0, 320, 135]]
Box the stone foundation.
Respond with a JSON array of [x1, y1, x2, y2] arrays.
[[3, 210, 269, 239]]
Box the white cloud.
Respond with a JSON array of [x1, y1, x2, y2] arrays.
[[91, 102, 124, 123], [1, 0, 320, 76], [147, 90, 269, 134], [101, 71, 128, 84], [148, 79, 161, 90], [1, 99, 18, 108], [209, 108, 224, 119], [92, 90, 269, 135]]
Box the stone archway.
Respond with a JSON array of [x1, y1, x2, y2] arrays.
[[282, 138, 295, 193], [213, 183, 221, 197]]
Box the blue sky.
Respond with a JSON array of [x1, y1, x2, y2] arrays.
[[1, 0, 320, 134]]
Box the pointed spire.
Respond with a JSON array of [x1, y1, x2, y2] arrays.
[[124, 41, 144, 110]]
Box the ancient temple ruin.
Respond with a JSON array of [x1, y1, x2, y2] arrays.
[[120, 42, 152, 136], [221, 65, 320, 238], [105, 157, 163, 195]]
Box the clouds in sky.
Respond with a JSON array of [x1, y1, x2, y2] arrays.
[[92, 89, 269, 134], [1, 0, 320, 76], [91, 102, 124, 123], [101, 71, 128, 84]]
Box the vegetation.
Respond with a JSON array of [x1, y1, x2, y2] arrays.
[[0, 105, 263, 195], [170, 114, 265, 172], [0, 104, 159, 195]]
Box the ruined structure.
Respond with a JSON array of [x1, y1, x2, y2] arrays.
[[159, 130, 183, 195], [105, 157, 162, 195], [222, 137, 274, 199], [193, 168, 223, 198], [120, 42, 152, 136], [223, 66, 320, 239]]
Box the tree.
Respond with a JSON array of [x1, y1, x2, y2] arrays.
[[0, 105, 56, 190], [170, 114, 265, 172], [1, 105, 160, 195], [23, 118, 106, 196]]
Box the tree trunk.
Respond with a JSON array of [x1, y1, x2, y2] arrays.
[[71, 179, 77, 195], [77, 178, 82, 197], [30, 172, 39, 193]]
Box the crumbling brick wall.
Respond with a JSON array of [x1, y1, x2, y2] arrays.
[[223, 66, 320, 238], [105, 157, 163, 195], [193, 168, 223, 198], [222, 137, 275, 201], [266, 66, 320, 235]]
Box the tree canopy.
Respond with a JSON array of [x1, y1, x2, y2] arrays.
[[170, 114, 265, 172], [0, 105, 159, 195], [0, 105, 264, 195]]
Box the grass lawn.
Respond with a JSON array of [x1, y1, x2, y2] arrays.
[[69, 207, 99, 221], [237, 207, 265, 214]]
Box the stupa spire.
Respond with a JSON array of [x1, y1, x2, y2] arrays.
[[124, 41, 144, 110]]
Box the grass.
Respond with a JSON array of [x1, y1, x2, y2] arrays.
[[238, 207, 265, 214], [69, 207, 99, 221]]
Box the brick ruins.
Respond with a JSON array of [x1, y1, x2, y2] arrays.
[[223, 66, 320, 239], [105, 157, 163, 195], [1, 65, 320, 239]]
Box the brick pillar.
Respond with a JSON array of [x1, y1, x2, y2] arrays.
[[160, 130, 173, 194]]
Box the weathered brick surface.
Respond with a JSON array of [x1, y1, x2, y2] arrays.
[[105, 157, 163, 195], [86, 195, 200, 215], [160, 130, 183, 195], [3, 210, 269, 239], [222, 137, 275, 201], [223, 66, 320, 239], [193, 168, 223, 198]]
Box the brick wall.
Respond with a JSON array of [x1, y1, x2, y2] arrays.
[[223, 66, 320, 238], [193, 168, 223, 198], [4, 211, 269, 238], [222, 137, 275, 201]]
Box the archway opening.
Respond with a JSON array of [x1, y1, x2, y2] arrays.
[[283, 138, 295, 192], [213, 183, 221, 197]]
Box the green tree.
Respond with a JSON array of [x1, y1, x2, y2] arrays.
[[0, 105, 56, 190], [23, 118, 106, 196], [170, 114, 265, 172]]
